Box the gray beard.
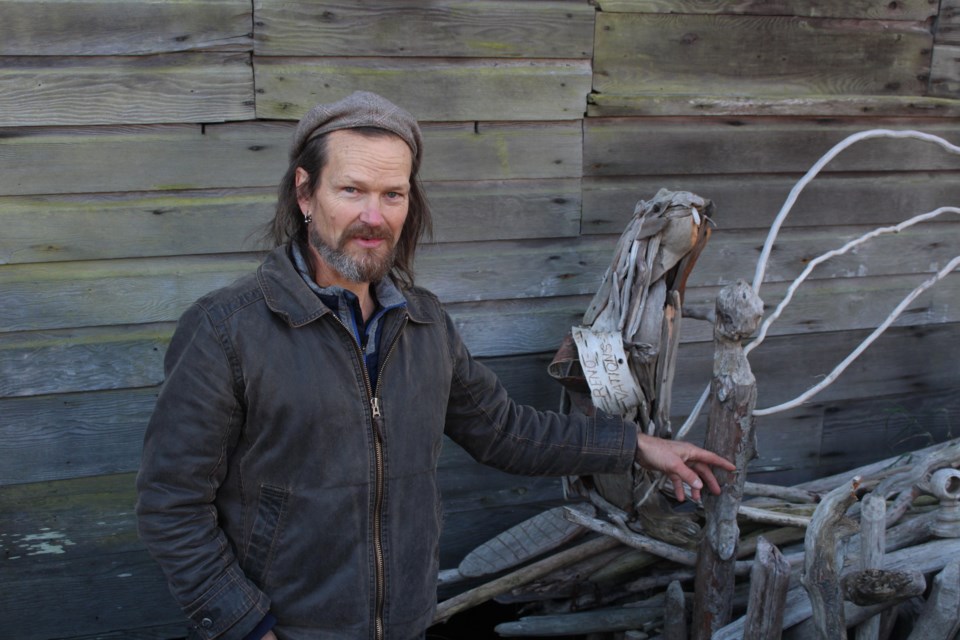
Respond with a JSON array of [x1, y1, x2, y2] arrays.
[[309, 224, 397, 283]]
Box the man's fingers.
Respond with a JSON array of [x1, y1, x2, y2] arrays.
[[692, 461, 723, 495]]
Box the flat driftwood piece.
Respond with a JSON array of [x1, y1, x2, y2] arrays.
[[743, 536, 791, 640], [433, 535, 620, 624], [562, 506, 702, 566], [744, 482, 821, 504], [494, 595, 665, 637], [458, 503, 595, 578], [738, 505, 812, 529], [691, 280, 763, 640], [714, 538, 960, 640], [854, 493, 886, 640], [906, 560, 960, 640], [801, 476, 866, 639], [663, 580, 687, 640]]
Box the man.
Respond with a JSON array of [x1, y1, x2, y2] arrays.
[[136, 91, 735, 640]]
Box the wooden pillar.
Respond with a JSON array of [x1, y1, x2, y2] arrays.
[[690, 280, 764, 640]]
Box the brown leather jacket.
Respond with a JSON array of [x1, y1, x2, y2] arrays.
[[136, 245, 637, 640]]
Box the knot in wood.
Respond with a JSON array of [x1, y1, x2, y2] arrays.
[[841, 568, 926, 606], [714, 280, 763, 342]]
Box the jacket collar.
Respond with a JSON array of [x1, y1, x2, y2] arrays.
[[257, 244, 434, 327]]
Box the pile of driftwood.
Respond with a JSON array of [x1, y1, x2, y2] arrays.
[[433, 188, 960, 639], [434, 437, 960, 639]]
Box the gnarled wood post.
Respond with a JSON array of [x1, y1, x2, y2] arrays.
[[690, 280, 763, 640]]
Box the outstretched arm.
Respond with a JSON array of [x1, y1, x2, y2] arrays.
[[635, 433, 736, 502]]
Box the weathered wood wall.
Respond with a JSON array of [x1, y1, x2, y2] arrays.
[[0, 1, 957, 637]]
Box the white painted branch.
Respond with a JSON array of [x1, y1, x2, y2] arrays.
[[752, 129, 960, 292], [754, 255, 960, 416]]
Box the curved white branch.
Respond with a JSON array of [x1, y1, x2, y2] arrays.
[[745, 206, 960, 357], [752, 130, 960, 293], [754, 256, 960, 416]]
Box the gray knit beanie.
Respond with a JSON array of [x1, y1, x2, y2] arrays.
[[290, 91, 423, 164]]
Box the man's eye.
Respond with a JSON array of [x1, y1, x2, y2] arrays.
[[343, 187, 357, 194]]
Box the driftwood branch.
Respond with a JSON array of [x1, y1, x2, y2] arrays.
[[742, 537, 791, 640], [433, 535, 619, 624], [691, 281, 763, 640], [663, 580, 688, 640], [854, 493, 886, 640], [801, 476, 865, 639]]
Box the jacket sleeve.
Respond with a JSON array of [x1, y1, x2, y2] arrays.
[[440, 310, 638, 476], [136, 303, 270, 639]]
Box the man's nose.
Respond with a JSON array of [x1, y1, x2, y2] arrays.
[[359, 197, 385, 226]]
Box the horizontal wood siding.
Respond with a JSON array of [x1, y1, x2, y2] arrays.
[[254, 0, 595, 58], [254, 57, 592, 122], [2, 0, 959, 637], [595, 0, 939, 20], [0, 53, 255, 126], [0, 0, 252, 56], [593, 14, 931, 98]]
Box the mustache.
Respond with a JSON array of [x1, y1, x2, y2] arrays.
[[340, 222, 394, 245]]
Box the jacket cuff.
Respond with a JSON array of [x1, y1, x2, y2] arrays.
[[594, 410, 639, 472], [185, 565, 271, 640]]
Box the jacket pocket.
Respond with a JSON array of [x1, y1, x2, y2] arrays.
[[244, 483, 290, 588]]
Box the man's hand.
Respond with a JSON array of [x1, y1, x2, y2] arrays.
[[635, 433, 736, 502], [263, 632, 278, 640]]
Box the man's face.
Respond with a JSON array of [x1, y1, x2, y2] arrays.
[[297, 129, 412, 286]]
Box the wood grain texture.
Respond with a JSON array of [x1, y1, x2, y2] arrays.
[[587, 93, 960, 118], [593, 14, 931, 98], [582, 172, 960, 233], [0, 53, 254, 127], [253, 57, 592, 122], [584, 118, 960, 177], [2, 224, 956, 333], [938, 0, 960, 45], [254, 0, 594, 58], [0, 188, 275, 264], [0, 120, 581, 196], [0, 0, 251, 56], [930, 44, 960, 97], [595, 0, 938, 20], [0, 179, 582, 264]]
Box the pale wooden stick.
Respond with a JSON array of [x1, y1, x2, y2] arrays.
[[743, 537, 791, 640], [433, 535, 620, 623], [752, 129, 960, 291], [855, 493, 886, 640], [738, 505, 811, 529]]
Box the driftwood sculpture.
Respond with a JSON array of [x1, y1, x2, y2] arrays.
[[434, 130, 960, 639], [548, 188, 714, 544]]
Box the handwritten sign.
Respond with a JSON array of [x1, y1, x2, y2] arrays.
[[571, 327, 643, 416]]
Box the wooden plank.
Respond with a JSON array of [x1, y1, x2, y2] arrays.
[[0, 387, 157, 485], [254, 0, 595, 58], [584, 118, 960, 177], [594, 14, 930, 98], [253, 57, 592, 122], [586, 93, 960, 118], [427, 179, 583, 243], [817, 386, 960, 477], [0, 178, 582, 264], [930, 44, 960, 98], [6, 220, 958, 331], [0, 324, 171, 398], [0, 0, 251, 56], [595, 0, 937, 20], [0, 53, 254, 127], [0, 188, 275, 265], [582, 172, 960, 233], [0, 120, 581, 196], [937, 0, 960, 46]]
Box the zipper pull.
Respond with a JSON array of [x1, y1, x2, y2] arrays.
[[371, 397, 385, 441]]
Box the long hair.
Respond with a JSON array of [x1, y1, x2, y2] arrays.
[[268, 127, 432, 289]]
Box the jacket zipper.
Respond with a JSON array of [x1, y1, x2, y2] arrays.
[[331, 312, 405, 640]]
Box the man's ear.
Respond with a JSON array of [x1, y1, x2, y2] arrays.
[[295, 167, 310, 212]]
